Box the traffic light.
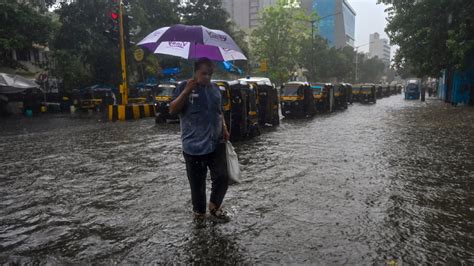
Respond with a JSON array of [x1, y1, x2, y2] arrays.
[[123, 13, 135, 47], [104, 0, 120, 43]]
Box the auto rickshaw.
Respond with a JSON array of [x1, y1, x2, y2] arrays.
[[387, 84, 394, 96], [77, 84, 115, 112], [239, 77, 280, 126], [334, 83, 350, 109], [213, 80, 260, 141], [353, 84, 377, 103], [280, 82, 315, 117], [310, 82, 333, 112], [381, 84, 390, 97], [214, 81, 232, 131], [128, 86, 149, 105], [153, 82, 178, 123], [342, 83, 353, 105], [376, 84, 383, 99], [405, 82, 420, 100]]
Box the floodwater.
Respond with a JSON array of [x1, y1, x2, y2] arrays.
[[1, 96, 473, 264]]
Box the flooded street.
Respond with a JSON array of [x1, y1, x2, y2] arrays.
[[1, 96, 473, 264]]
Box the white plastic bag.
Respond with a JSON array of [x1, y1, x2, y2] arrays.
[[225, 141, 241, 184]]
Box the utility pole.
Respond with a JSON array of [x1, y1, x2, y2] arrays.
[[311, 19, 315, 79], [118, 0, 128, 105]]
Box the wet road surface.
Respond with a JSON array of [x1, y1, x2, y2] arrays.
[[1, 96, 473, 264]]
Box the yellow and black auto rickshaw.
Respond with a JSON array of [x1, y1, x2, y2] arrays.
[[334, 83, 350, 109], [310, 82, 333, 112], [77, 84, 115, 112], [382, 84, 390, 97], [280, 82, 315, 117], [376, 84, 383, 99], [354, 84, 377, 103], [239, 77, 280, 126], [343, 83, 354, 105], [389, 84, 398, 96], [213, 80, 260, 141], [153, 82, 178, 123], [128, 86, 149, 105]]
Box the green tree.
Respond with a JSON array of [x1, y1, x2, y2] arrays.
[[129, 0, 180, 42], [180, 0, 233, 32], [0, 2, 53, 69], [127, 0, 180, 81], [358, 56, 386, 83], [52, 0, 120, 91], [378, 0, 474, 77], [251, 0, 310, 84], [51, 0, 181, 90]]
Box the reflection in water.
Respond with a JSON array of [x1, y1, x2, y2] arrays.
[[0, 97, 473, 264]]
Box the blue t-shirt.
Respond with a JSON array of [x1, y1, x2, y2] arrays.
[[172, 81, 223, 156]]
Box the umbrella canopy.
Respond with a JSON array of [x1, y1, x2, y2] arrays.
[[0, 73, 40, 94], [137, 24, 247, 61]]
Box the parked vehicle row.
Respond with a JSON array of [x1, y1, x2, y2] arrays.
[[280, 82, 354, 117], [151, 78, 403, 142]]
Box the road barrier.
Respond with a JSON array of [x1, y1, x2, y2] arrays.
[[108, 104, 155, 121]]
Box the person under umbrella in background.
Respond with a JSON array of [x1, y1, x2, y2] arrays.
[[169, 58, 230, 222]]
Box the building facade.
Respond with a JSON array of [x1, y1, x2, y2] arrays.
[[221, 0, 355, 48], [221, 0, 280, 31], [306, 0, 355, 48], [369, 32, 391, 65]]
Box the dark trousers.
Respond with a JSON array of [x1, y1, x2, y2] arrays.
[[183, 143, 229, 214]]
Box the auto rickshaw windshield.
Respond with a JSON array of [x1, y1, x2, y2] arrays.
[[156, 86, 174, 96], [406, 84, 418, 92], [310, 86, 322, 95], [281, 85, 301, 96]]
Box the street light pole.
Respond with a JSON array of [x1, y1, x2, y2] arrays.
[[310, 19, 315, 79], [118, 0, 128, 106]]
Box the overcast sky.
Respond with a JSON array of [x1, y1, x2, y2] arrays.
[[347, 0, 393, 54]]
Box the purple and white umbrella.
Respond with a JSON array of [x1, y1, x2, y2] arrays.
[[137, 24, 247, 61]]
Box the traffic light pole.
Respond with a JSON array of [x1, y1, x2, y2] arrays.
[[118, 1, 128, 105]]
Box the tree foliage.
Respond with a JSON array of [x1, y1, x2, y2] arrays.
[[0, 1, 53, 69], [378, 0, 474, 77], [51, 0, 182, 90], [252, 1, 386, 84], [52, 0, 120, 90], [251, 0, 310, 84]]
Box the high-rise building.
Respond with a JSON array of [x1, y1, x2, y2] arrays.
[[221, 0, 355, 48], [307, 0, 356, 48], [369, 32, 391, 65], [221, 0, 280, 31]]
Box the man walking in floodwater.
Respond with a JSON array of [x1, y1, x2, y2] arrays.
[[169, 58, 230, 222]]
